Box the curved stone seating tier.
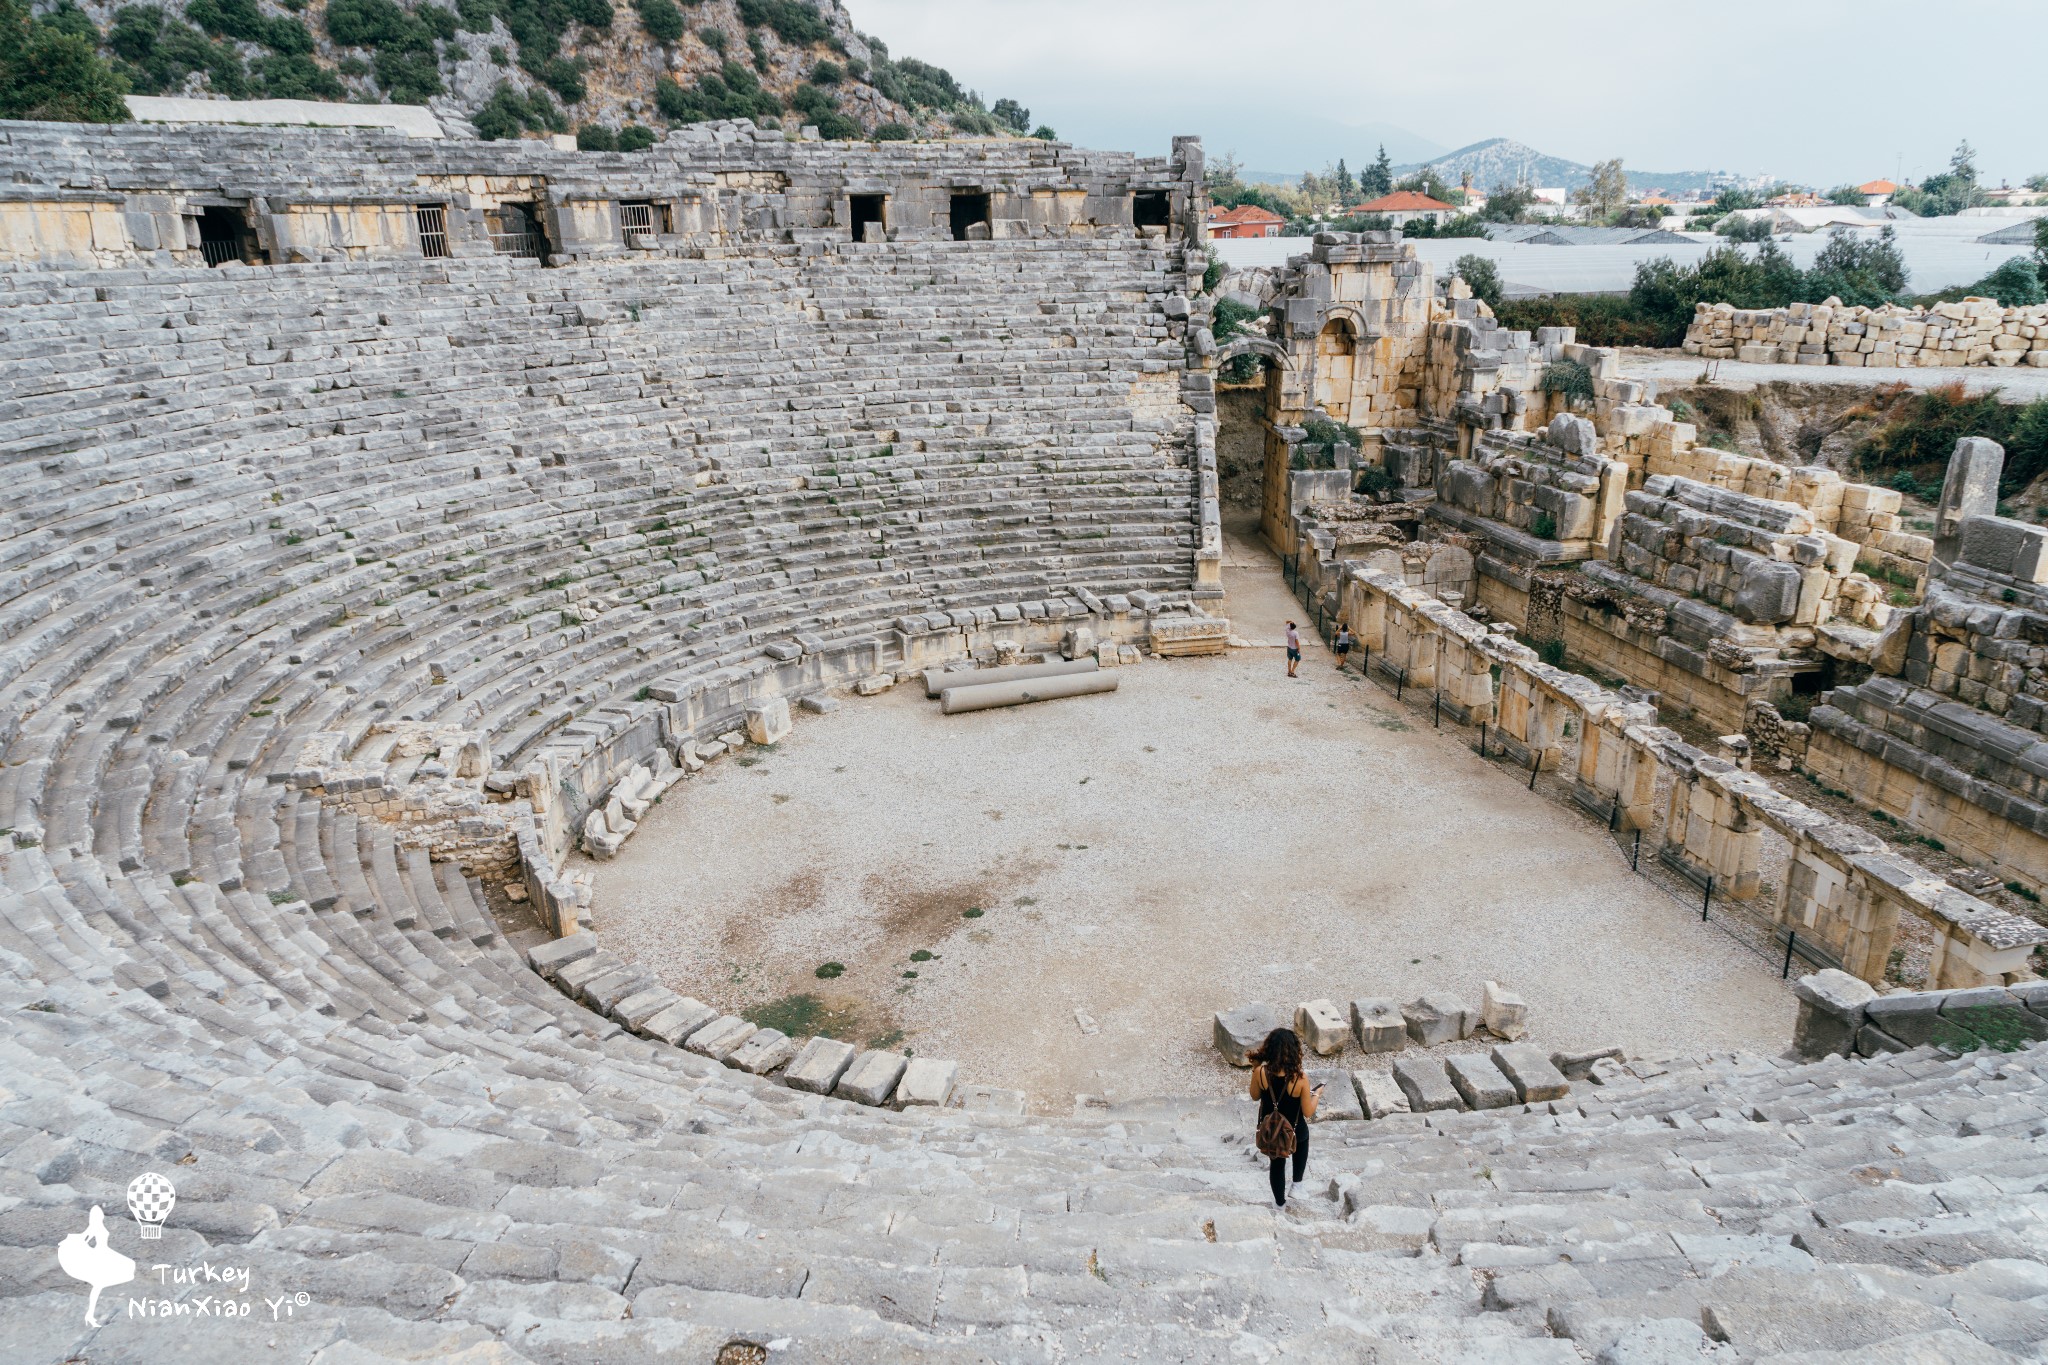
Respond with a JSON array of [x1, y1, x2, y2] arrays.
[[0, 231, 2041, 1357]]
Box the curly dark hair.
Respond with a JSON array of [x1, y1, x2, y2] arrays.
[[1250, 1027, 1303, 1087]]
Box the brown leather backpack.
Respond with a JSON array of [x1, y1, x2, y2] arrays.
[[1253, 1067, 1298, 1160]]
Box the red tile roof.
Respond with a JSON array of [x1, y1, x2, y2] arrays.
[[1208, 205, 1287, 224], [1348, 191, 1456, 213], [1858, 179, 1898, 195]]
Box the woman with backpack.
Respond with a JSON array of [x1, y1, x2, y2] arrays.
[[1249, 1027, 1320, 1207]]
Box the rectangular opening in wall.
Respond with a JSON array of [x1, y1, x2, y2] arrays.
[[415, 204, 449, 258], [1133, 191, 1171, 229], [487, 202, 549, 260], [850, 193, 887, 242], [197, 205, 256, 267], [949, 191, 991, 241], [618, 199, 668, 243]]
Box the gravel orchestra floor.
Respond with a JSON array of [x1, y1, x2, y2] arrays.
[[589, 540, 1795, 1109]]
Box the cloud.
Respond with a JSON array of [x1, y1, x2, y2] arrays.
[[848, 0, 2047, 185]]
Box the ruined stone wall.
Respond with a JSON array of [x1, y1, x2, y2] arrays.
[[1684, 297, 2048, 369], [0, 118, 1206, 268]]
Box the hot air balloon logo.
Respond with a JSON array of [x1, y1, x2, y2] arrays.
[[126, 1172, 176, 1240]]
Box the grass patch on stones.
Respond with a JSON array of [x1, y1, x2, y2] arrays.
[[742, 992, 861, 1041], [909, 949, 934, 962], [962, 907, 983, 918], [814, 961, 845, 979]]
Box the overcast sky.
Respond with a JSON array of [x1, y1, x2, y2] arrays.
[[852, 0, 2046, 188]]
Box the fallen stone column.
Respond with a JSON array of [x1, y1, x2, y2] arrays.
[[938, 672, 1120, 714], [922, 657, 1097, 698]]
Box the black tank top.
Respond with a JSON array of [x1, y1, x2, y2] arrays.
[[1258, 1067, 1305, 1126]]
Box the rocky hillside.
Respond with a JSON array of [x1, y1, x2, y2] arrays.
[[54, 0, 1042, 143]]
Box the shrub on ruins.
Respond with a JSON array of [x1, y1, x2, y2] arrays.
[[0, 0, 130, 121], [251, 50, 345, 99], [1538, 361, 1595, 408], [576, 122, 616, 150], [473, 79, 565, 138], [1853, 381, 2048, 498], [1452, 254, 1502, 310], [1032, 125, 1056, 141], [951, 107, 1001, 137], [870, 121, 910, 141], [653, 60, 778, 123], [738, 0, 826, 46], [108, 2, 247, 97], [787, 81, 856, 139], [616, 122, 655, 151], [634, 0, 683, 42], [990, 97, 1029, 134]]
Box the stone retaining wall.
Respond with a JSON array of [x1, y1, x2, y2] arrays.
[[1683, 297, 2048, 368]]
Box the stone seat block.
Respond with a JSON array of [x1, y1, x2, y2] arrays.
[[1403, 994, 1472, 1047], [640, 997, 718, 1046], [728, 1027, 796, 1076], [1353, 1070, 1409, 1120], [893, 1058, 959, 1109], [956, 1085, 1027, 1115], [784, 1036, 857, 1094], [1447, 1054, 1519, 1110], [525, 933, 596, 981], [1350, 998, 1405, 1053], [1392, 1056, 1463, 1113], [683, 1015, 756, 1061], [1213, 1003, 1280, 1067], [1491, 1044, 1570, 1103], [1294, 999, 1348, 1056], [1481, 980, 1528, 1041], [1308, 1068, 1364, 1121], [835, 1051, 908, 1106], [613, 986, 681, 1030]]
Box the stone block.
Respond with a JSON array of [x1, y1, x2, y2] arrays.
[[526, 932, 596, 980], [584, 968, 652, 1013], [1212, 1002, 1280, 1066], [683, 1015, 756, 1061], [855, 674, 895, 696], [798, 694, 839, 714], [834, 1050, 909, 1106], [1446, 1054, 1518, 1110], [956, 1085, 1027, 1115], [1353, 1070, 1409, 1120], [728, 1028, 797, 1075], [613, 986, 680, 1030], [1957, 515, 2048, 584], [783, 1036, 857, 1094], [1350, 998, 1405, 1053], [1856, 1022, 1910, 1057], [1550, 1047, 1624, 1080], [641, 997, 718, 1046], [745, 697, 791, 745], [893, 1057, 959, 1108], [1939, 987, 2048, 1047], [1294, 999, 1348, 1056], [1307, 1068, 1363, 1121], [1863, 991, 1980, 1052], [1791, 969, 1878, 1060], [1490, 1044, 1569, 1103], [1392, 1056, 1462, 1113], [1480, 981, 1528, 1040], [1936, 436, 2005, 547], [1402, 994, 1471, 1047]]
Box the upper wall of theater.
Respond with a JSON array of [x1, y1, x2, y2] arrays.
[[0, 120, 1206, 270]]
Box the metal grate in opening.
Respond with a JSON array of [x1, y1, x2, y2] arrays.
[[416, 204, 449, 259], [488, 203, 547, 259], [199, 237, 241, 266]]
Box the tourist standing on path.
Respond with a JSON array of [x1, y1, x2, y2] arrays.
[[1249, 1028, 1319, 1207], [1285, 621, 1301, 677], [1333, 621, 1353, 671]]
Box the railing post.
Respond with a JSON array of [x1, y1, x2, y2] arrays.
[[1528, 749, 1540, 790], [1478, 721, 1487, 756], [1631, 828, 1641, 872], [1395, 667, 1405, 703], [1782, 930, 1797, 979], [1701, 874, 1713, 922], [1433, 690, 1441, 728]]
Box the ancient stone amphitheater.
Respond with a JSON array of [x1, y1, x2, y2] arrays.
[[2, 118, 2046, 1363]]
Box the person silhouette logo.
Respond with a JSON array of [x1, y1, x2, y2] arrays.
[[57, 1205, 135, 1326]]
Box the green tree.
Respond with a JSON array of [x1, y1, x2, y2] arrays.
[[0, 0, 131, 122], [2026, 172, 2048, 193], [1334, 158, 1354, 203], [1452, 253, 1502, 309], [1894, 141, 1987, 217], [575, 122, 615, 150], [1576, 157, 1628, 221], [1716, 214, 1775, 242], [1481, 183, 1536, 223], [1805, 225, 1906, 304], [1396, 164, 1449, 203], [990, 97, 1029, 134], [1824, 184, 1868, 206], [1030, 124, 1056, 141], [1359, 144, 1392, 199], [616, 123, 655, 151], [634, 0, 683, 43]]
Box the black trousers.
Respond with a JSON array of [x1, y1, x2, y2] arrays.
[[1268, 1120, 1309, 1205]]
